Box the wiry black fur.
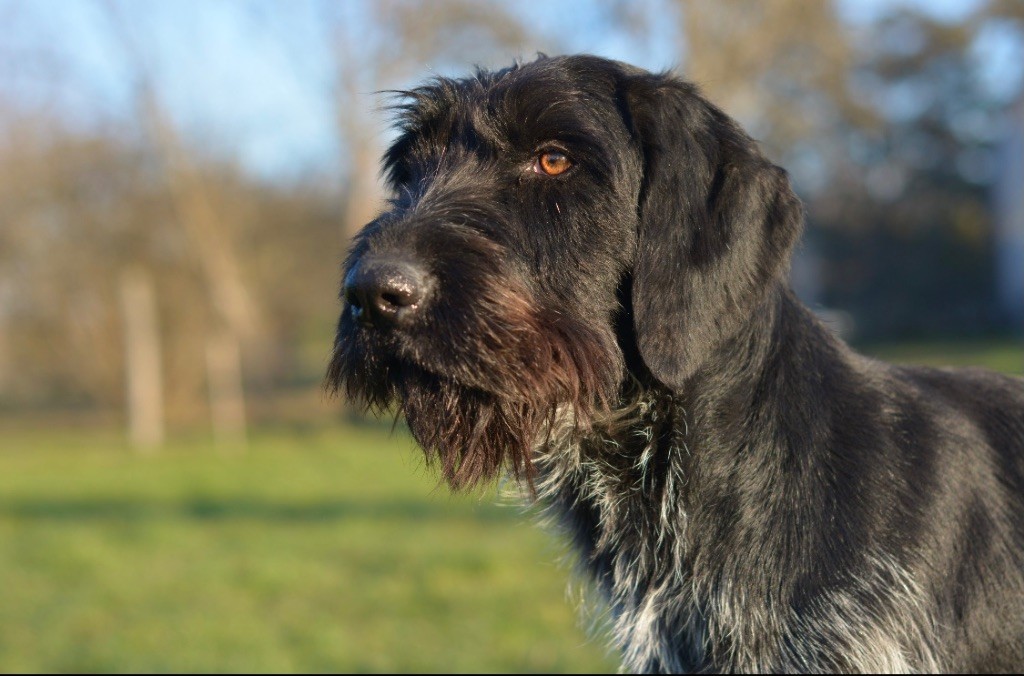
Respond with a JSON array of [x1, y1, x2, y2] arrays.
[[327, 55, 1024, 672]]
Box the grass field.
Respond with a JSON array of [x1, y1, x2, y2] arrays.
[[0, 427, 619, 673], [860, 338, 1023, 376], [0, 340, 1019, 672]]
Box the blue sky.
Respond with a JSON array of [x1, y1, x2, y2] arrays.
[[1, 0, 1015, 181]]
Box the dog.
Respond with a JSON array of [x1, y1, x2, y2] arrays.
[[327, 55, 1024, 673]]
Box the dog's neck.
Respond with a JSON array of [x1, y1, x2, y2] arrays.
[[533, 284, 862, 672], [535, 282, 817, 560], [676, 282, 847, 434]]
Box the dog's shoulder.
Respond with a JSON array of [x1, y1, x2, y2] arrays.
[[895, 362, 1024, 425], [890, 361, 1024, 482]]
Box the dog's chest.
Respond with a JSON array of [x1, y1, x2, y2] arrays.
[[534, 423, 710, 673], [533, 427, 944, 674]]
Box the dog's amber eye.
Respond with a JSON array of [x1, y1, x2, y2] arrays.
[[535, 150, 572, 176]]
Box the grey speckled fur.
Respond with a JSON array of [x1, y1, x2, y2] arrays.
[[532, 396, 943, 673]]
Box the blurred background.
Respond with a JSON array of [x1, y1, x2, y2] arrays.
[[0, 0, 1022, 672]]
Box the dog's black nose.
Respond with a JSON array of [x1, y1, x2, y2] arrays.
[[344, 259, 431, 329]]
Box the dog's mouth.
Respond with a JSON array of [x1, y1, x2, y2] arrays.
[[326, 339, 550, 489], [329, 311, 522, 400], [327, 300, 624, 489]]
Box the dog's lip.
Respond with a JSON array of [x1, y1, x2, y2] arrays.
[[339, 313, 530, 399], [373, 342, 522, 400]]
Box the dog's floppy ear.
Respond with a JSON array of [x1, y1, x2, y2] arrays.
[[624, 73, 803, 390]]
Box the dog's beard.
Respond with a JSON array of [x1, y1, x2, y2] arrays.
[[327, 291, 622, 490]]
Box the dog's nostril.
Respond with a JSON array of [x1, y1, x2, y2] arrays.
[[345, 287, 363, 309], [344, 259, 431, 329], [380, 292, 402, 307], [378, 282, 421, 310]]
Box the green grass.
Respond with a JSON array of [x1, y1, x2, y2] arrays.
[[859, 338, 1023, 375], [0, 339, 1019, 673], [0, 427, 617, 673]]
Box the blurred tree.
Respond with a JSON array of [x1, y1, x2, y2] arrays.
[[675, 0, 876, 161], [313, 0, 532, 239], [101, 0, 264, 448], [0, 114, 344, 422], [120, 267, 165, 451], [810, 4, 1023, 338], [0, 121, 178, 412], [988, 0, 1024, 24]]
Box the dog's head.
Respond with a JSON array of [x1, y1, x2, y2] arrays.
[[327, 55, 803, 489]]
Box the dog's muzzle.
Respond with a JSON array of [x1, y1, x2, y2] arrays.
[[343, 257, 433, 330]]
